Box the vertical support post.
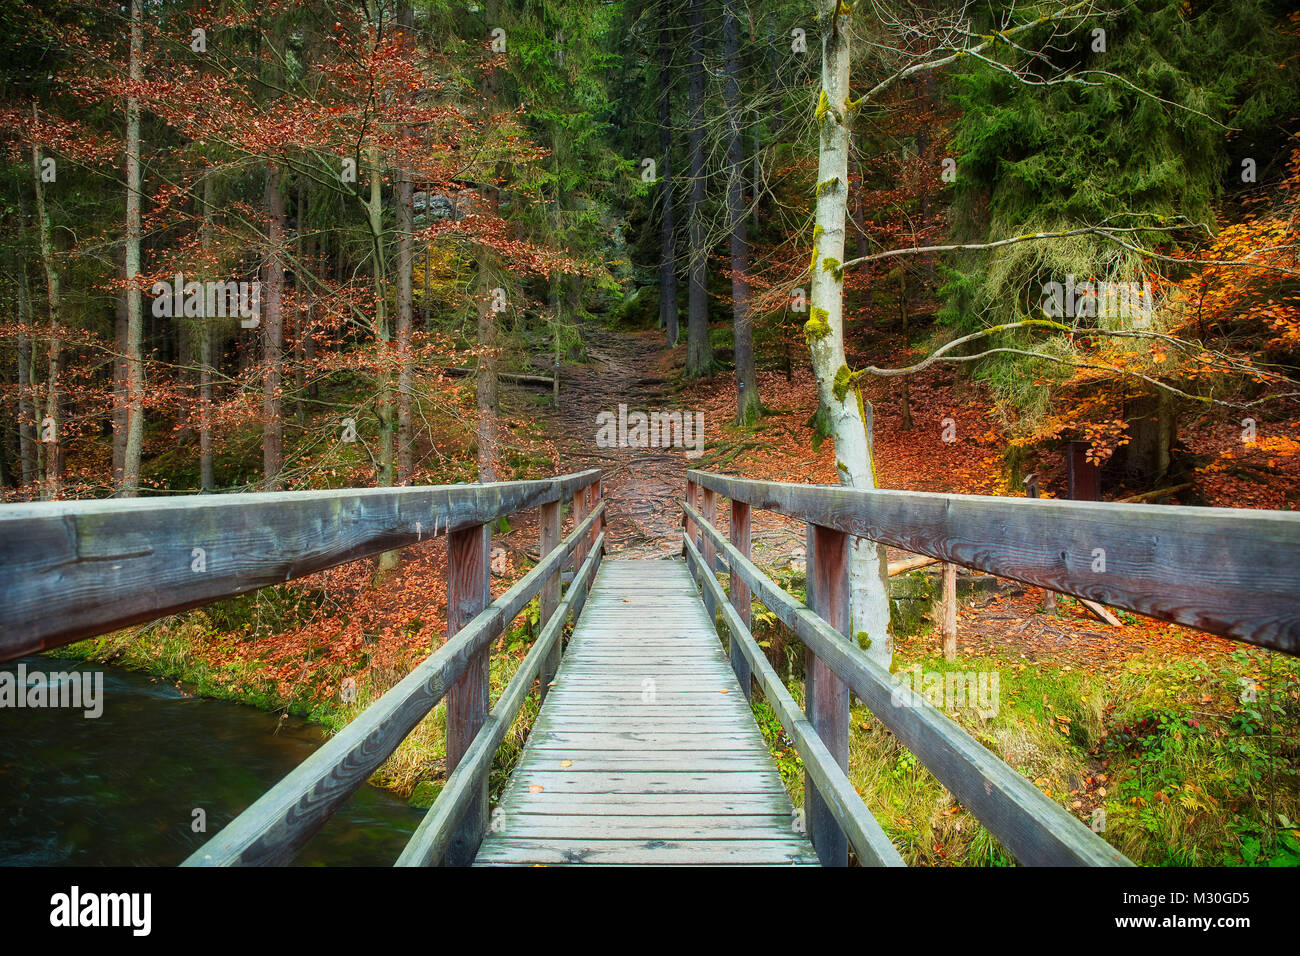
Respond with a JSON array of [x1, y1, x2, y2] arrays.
[[572, 486, 588, 571], [804, 522, 850, 867], [588, 478, 601, 556], [700, 486, 717, 621], [1023, 473, 1056, 614], [941, 561, 957, 661], [729, 498, 752, 698], [444, 521, 490, 866], [538, 499, 562, 701], [684, 479, 698, 551]]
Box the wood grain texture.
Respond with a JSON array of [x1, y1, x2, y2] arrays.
[[443, 522, 491, 866], [182, 501, 604, 867], [474, 559, 816, 866], [0, 470, 600, 662], [804, 523, 851, 866], [728, 499, 753, 700], [394, 532, 604, 867], [571, 488, 589, 580], [700, 486, 717, 621], [684, 535, 903, 866], [685, 480, 697, 548], [689, 470, 1300, 655], [941, 562, 957, 660], [538, 499, 563, 700], [1024, 475, 1058, 614], [683, 498, 1132, 866]]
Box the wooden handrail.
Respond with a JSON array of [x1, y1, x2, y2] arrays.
[[684, 533, 904, 866], [0, 469, 601, 661], [682, 497, 1131, 867], [183, 500, 605, 867], [688, 470, 1300, 655], [395, 530, 606, 867]]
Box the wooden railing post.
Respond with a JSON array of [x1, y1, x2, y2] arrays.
[[729, 499, 752, 698], [444, 521, 491, 866], [589, 479, 602, 556], [941, 562, 957, 660], [684, 479, 698, 550], [572, 487, 588, 570], [538, 499, 562, 701], [804, 521, 850, 866], [1023, 473, 1056, 615], [700, 486, 717, 620]]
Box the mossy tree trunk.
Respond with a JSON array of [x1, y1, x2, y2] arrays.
[[806, 0, 892, 668]]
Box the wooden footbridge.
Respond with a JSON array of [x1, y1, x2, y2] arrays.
[[3, 467, 1298, 866]]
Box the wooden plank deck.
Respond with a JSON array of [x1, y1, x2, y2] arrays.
[[475, 559, 818, 866]]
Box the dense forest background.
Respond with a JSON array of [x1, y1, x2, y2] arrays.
[[3, 0, 1297, 503], [2, 0, 1299, 867]]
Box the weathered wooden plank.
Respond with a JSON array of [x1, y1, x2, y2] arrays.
[[588, 479, 603, 557], [555, 659, 731, 667], [685, 480, 698, 550], [551, 658, 735, 667], [529, 706, 753, 717], [443, 522, 491, 866], [941, 561, 958, 660], [496, 792, 793, 814], [532, 710, 753, 722], [688, 470, 1300, 654], [491, 817, 796, 840], [729, 498, 753, 698], [538, 499, 562, 701], [533, 721, 753, 734], [525, 731, 764, 748], [474, 838, 818, 866], [514, 755, 774, 771], [540, 679, 743, 689], [503, 771, 788, 794], [684, 498, 1132, 867], [0, 469, 600, 661], [1025, 474, 1057, 614], [686, 533, 903, 867], [182, 501, 604, 867], [541, 678, 746, 688], [804, 522, 850, 867], [700, 486, 718, 622], [557, 655, 727, 663], [571, 486, 589, 572], [535, 711, 751, 724]]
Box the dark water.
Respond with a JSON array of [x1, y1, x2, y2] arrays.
[[0, 658, 423, 866]]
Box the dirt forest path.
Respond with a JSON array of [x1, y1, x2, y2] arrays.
[[537, 324, 698, 559], [508, 324, 1239, 673]]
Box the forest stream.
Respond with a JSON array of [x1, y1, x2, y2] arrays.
[[0, 657, 422, 866]]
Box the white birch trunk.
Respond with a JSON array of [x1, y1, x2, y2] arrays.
[[807, 2, 892, 668]]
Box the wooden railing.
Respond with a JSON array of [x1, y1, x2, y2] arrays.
[[681, 470, 1300, 867], [0, 469, 604, 867]]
